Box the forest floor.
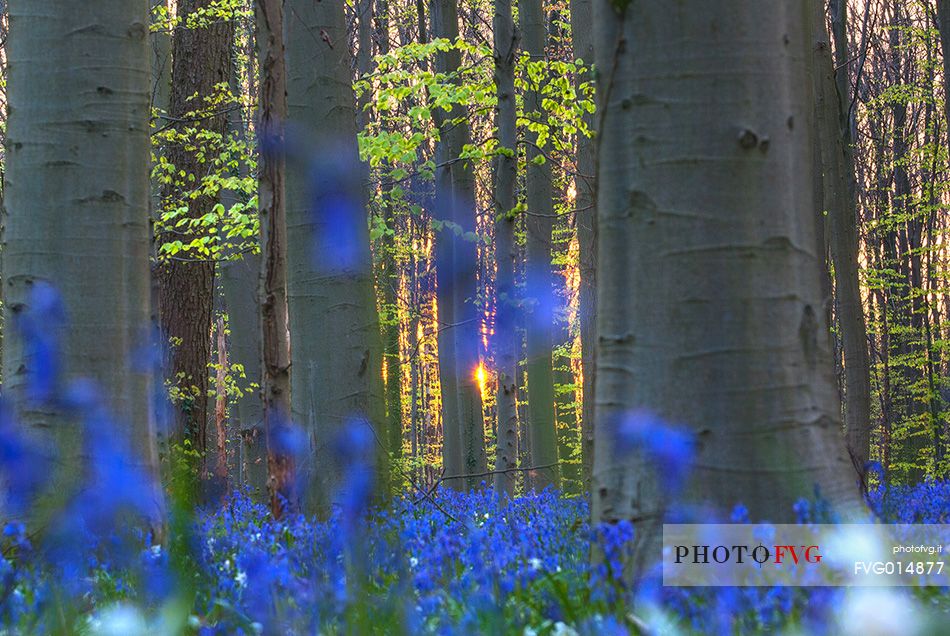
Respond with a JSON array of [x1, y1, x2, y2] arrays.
[[2, 482, 950, 635]]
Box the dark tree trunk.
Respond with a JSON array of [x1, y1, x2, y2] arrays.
[[156, 0, 234, 462]]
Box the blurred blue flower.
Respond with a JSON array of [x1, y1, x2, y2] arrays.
[[613, 410, 694, 495], [15, 282, 66, 403]]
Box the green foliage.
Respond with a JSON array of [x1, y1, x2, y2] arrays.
[[150, 0, 252, 32], [150, 1, 259, 264], [355, 37, 595, 195], [151, 82, 259, 262]]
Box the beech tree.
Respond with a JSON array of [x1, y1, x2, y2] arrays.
[[492, 0, 519, 497], [3, 0, 157, 480], [811, 0, 871, 480], [591, 0, 862, 553], [285, 0, 389, 512], [521, 0, 560, 491], [571, 0, 597, 488]]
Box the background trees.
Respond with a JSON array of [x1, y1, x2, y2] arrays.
[[5, 0, 950, 518]]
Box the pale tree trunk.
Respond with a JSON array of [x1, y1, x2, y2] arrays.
[[431, 0, 487, 489], [285, 0, 389, 513], [149, 0, 171, 360], [934, 0, 950, 468], [356, 0, 374, 128], [150, 0, 171, 239], [492, 0, 520, 498], [213, 315, 229, 485], [220, 15, 266, 498], [220, 254, 267, 497], [938, 2, 950, 139], [521, 0, 559, 491], [592, 0, 862, 559], [156, 0, 233, 460], [3, 0, 157, 501], [571, 0, 597, 492], [811, 0, 871, 483]]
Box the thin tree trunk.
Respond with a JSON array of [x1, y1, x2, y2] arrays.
[[213, 316, 229, 486], [286, 0, 389, 513], [156, 0, 233, 462], [492, 0, 520, 498], [571, 0, 597, 494], [257, 0, 294, 516], [521, 0, 559, 491], [3, 0, 157, 512], [431, 0, 487, 489], [369, 0, 405, 466], [220, 254, 267, 496], [811, 0, 872, 482], [592, 0, 863, 561]]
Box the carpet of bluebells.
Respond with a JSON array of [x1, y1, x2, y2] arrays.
[[1, 480, 949, 635], [2, 286, 950, 635]]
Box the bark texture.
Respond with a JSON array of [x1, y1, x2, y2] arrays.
[[592, 0, 862, 558], [521, 0, 559, 490], [286, 0, 389, 513], [220, 255, 267, 497], [492, 0, 520, 498], [156, 0, 233, 457], [812, 0, 872, 481], [3, 0, 157, 500], [257, 0, 295, 516]]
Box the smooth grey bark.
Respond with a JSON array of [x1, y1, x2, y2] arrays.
[[492, 0, 520, 498], [220, 255, 267, 497], [934, 0, 950, 471], [431, 0, 487, 489], [592, 0, 863, 560], [571, 0, 597, 492], [811, 0, 871, 482], [149, 0, 171, 335], [521, 0, 559, 491], [285, 0, 389, 513], [939, 2, 950, 139], [3, 0, 157, 496]]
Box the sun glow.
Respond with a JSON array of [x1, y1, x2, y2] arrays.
[[475, 363, 489, 401]]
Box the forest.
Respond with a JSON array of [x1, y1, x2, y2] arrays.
[[0, 0, 949, 633]]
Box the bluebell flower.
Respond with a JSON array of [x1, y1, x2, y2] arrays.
[[613, 410, 694, 495]]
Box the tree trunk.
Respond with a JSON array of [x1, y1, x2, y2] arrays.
[[492, 0, 520, 498], [571, 0, 597, 495], [592, 0, 862, 560], [3, 0, 157, 504], [811, 0, 872, 483], [257, 0, 295, 515], [939, 2, 950, 146], [286, 0, 389, 513], [220, 255, 267, 497], [521, 0, 559, 491], [156, 0, 233, 461], [213, 315, 229, 487], [364, 0, 405, 468], [431, 0, 488, 489]]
